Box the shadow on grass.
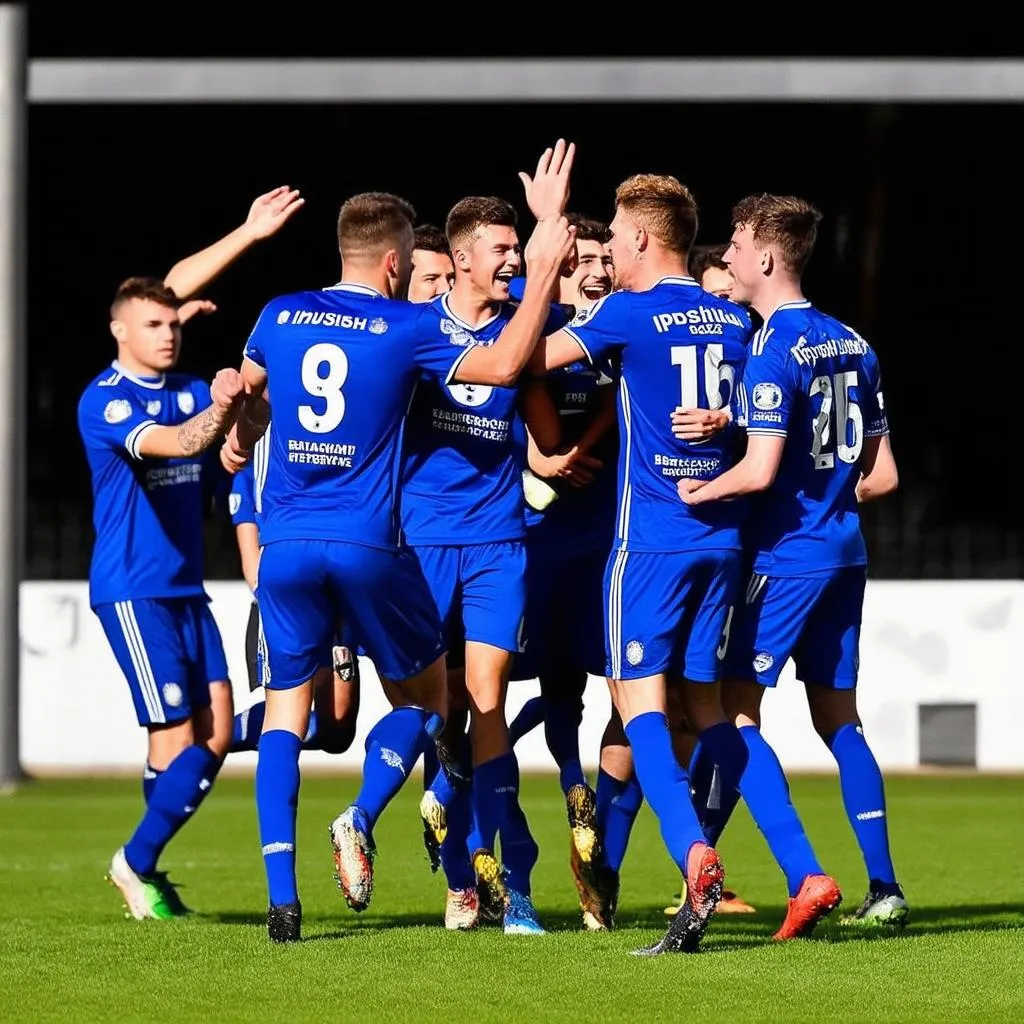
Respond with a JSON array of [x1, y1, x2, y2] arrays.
[[201, 901, 1024, 949], [604, 900, 1024, 950]]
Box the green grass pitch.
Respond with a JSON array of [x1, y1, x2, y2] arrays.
[[2, 772, 1022, 1023]]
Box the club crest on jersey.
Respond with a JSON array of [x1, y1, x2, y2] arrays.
[[177, 391, 195, 415], [162, 682, 183, 708], [625, 640, 644, 666], [103, 398, 132, 424], [146, 400, 161, 416], [369, 317, 388, 335], [440, 318, 472, 347], [752, 382, 782, 411], [448, 383, 493, 408]]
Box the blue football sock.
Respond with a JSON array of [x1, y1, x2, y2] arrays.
[[123, 745, 219, 877], [230, 701, 266, 752], [739, 725, 824, 897], [543, 694, 587, 795], [827, 723, 897, 887], [624, 711, 705, 871], [255, 729, 302, 908], [508, 696, 545, 747], [142, 762, 162, 805], [303, 711, 319, 748], [595, 768, 643, 872], [428, 728, 472, 808], [355, 707, 435, 829], [438, 787, 476, 891], [423, 742, 440, 793], [473, 752, 539, 895], [688, 721, 749, 846], [231, 701, 319, 752]]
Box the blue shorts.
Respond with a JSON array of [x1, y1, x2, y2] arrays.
[[604, 548, 740, 682], [95, 597, 229, 727], [258, 539, 446, 690], [724, 566, 866, 689], [511, 541, 606, 681], [410, 541, 527, 654]]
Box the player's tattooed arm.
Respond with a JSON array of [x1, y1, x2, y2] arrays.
[[177, 404, 233, 457], [136, 368, 244, 459]]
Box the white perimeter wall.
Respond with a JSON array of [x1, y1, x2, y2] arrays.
[[18, 580, 1024, 773]]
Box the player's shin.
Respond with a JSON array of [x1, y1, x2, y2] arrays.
[[596, 768, 643, 873], [540, 671, 587, 794], [255, 682, 312, 911], [354, 705, 442, 827], [826, 722, 898, 889], [508, 695, 545, 747], [257, 729, 302, 908], [623, 710, 706, 868], [738, 724, 825, 896], [437, 787, 476, 890], [687, 721, 749, 845], [123, 742, 220, 877]]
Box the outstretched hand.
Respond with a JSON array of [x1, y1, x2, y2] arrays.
[[245, 186, 305, 241], [518, 139, 575, 221], [178, 299, 217, 325]]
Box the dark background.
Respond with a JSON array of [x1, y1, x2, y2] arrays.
[[25, 10, 1024, 580]]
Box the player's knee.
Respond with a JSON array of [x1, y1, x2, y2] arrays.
[[146, 717, 194, 769], [805, 684, 859, 740]]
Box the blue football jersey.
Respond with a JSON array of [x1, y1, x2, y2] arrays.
[[229, 463, 256, 527], [735, 300, 888, 575], [400, 292, 568, 546], [77, 361, 213, 606], [242, 284, 461, 550], [228, 427, 271, 529], [561, 276, 752, 554], [523, 358, 618, 555]]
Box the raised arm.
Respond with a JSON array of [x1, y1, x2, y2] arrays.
[[452, 217, 577, 387], [451, 140, 577, 387], [164, 187, 304, 299], [136, 369, 244, 459]]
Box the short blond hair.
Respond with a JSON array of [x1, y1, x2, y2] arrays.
[[615, 174, 698, 257]]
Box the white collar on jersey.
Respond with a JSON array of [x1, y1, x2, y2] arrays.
[[654, 275, 699, 288], [323, 282, 384, 298], [111, 360, 165, 390], [441, 291, 500, 332], [763, 299, 812, 322]]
